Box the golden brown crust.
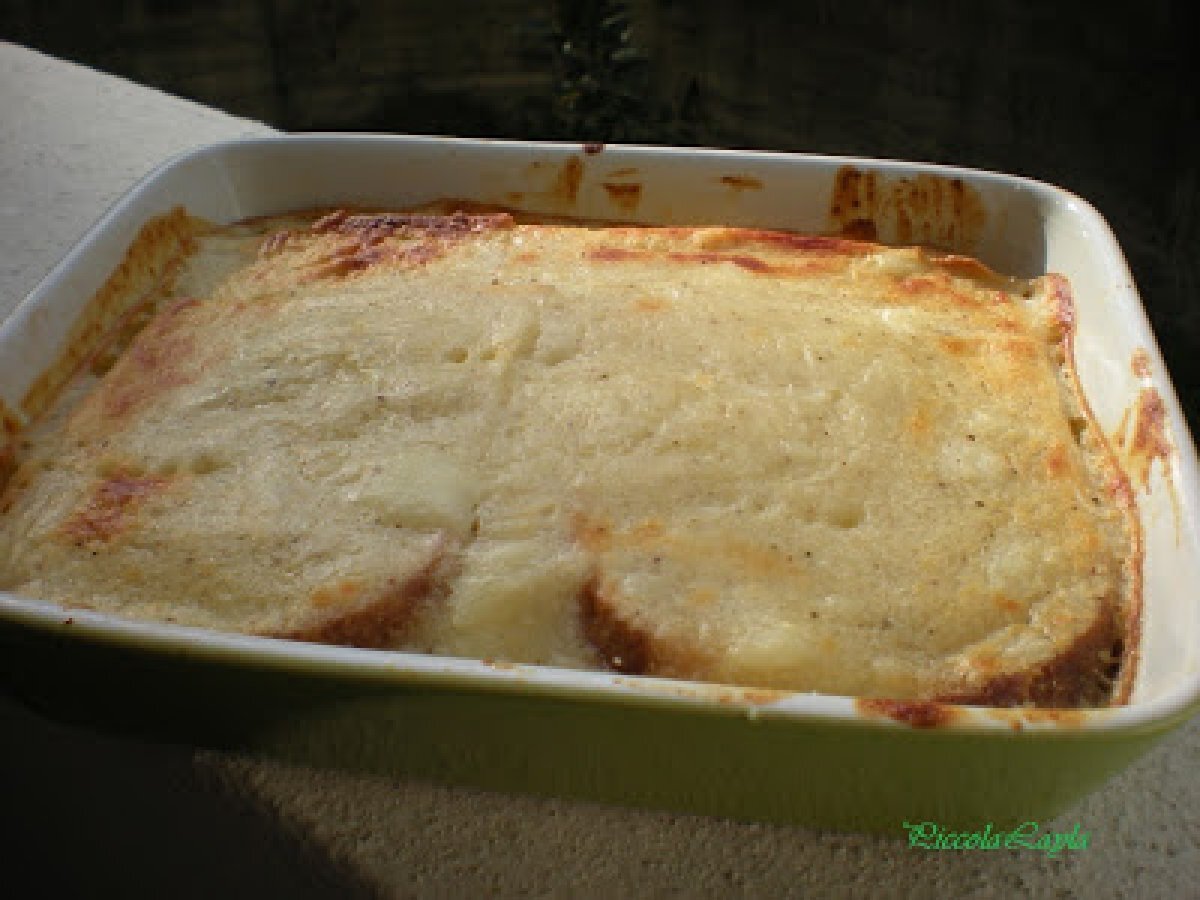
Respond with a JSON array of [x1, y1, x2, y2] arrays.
[[256, 208, 516, 282], [93, 297, 205, 423], [0, 399, 21, 495], [583, 575, 1122, 709], [58, 469, 173, 546], [1045, 274, 1144, 704], [578, 575, 654, 675], [579, 575, 716, 684], [567, 255, 1135, 706], [21, 207, 204, 423], [272, 542, 456, 649], [0, 207, 1141, 708], [934, 603, 1122, 707]]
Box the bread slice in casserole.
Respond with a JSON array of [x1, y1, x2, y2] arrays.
[[0, 207, 1139, 705]]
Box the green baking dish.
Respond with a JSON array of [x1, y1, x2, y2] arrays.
[[2, 136, 1197, 831]]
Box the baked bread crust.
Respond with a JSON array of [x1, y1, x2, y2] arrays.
[[0, 208, 1140, 705]]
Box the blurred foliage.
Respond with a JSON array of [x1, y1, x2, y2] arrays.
[[552, 0, 647, 140], [516, 0, 705, 144]]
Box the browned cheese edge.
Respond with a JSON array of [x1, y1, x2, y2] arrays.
[[20, 207, 205, 429]]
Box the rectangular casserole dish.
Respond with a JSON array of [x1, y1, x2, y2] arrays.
[[1, 135, 1198, 832]]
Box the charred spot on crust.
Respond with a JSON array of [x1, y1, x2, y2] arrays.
[[313, 210, 515, 238], [60, 470, 171, 544], [858, 611, 1122, 723], [936, 603, 1121, 708], [578, 575, 653, 675], [666, 250, 771, 273], [280, 572, 430, 648], [305, 211, 515, 280], [258, 229, 291, 258], [309, 241, 443, 280], [577, 571, 718, 682], [274, 541, 457, 649]]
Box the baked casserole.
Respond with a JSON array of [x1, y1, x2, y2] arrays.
[[0, 204, 1140, 706]]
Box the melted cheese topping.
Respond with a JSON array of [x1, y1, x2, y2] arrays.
[[0, 211, 1135, 703]]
